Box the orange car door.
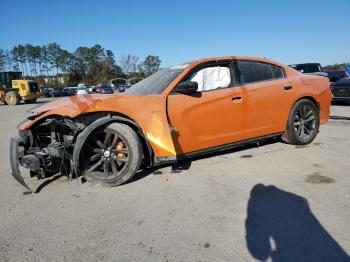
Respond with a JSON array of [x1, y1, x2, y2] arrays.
[[167, 62, 249, 154], [237, 60, 294, 137]]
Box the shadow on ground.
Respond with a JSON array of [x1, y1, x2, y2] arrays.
[[332, 101, 350, 106], [245, 184, 350, 262]]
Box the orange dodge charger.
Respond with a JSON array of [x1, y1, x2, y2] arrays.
[[10, 56, 332, 191]]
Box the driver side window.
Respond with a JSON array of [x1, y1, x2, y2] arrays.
[[190, 66, 231, 92]]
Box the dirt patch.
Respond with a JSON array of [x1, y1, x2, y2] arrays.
[[204, 243, 210, 248], [240, 155, 253, 158], [153, 170, 163, 175], [199, 243, 211, 248], [170, 170, 182, 174], [306, 172, 335, 184]]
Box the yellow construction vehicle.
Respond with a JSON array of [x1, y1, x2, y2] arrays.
[[0, 72, 42, 105]]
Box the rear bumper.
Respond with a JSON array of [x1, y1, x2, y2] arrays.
[[10, 136, 32, 192]]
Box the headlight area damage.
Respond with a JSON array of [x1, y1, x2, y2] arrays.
[[10, 116, 83, 193], [10, 112, 156, 193]]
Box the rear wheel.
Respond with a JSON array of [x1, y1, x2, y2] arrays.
[[5, 91, 21, 105], [282, 99, 320, 145], [82, 123, 142, 186]]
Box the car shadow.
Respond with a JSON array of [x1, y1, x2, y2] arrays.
[[127, 160, 193, 184], [245, 184, 350, 262], [331, 101, 350, 106]]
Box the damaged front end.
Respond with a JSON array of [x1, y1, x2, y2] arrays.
[[10, 116, 83, 193]]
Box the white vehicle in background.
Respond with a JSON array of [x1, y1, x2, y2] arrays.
[[76, 84, 89, 95]]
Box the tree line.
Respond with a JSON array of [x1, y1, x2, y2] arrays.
[[0, 43, 162, 87], [323, 63, 349, 71]]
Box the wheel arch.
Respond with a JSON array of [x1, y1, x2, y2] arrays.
[[72, 112, 154, 177], [295, 96, 320, 110], [282, 95, 320, 133]]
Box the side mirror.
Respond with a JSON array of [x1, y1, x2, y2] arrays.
[[175, 81, 198, 94]]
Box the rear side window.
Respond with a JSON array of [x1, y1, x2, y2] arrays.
[[271, 65, 284, 79], [237, 61, 285, 84]]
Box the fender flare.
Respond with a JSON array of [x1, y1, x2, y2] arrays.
[[72, 115, 153, 176]]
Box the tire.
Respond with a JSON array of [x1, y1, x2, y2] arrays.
[[24, 98, 37, 104], [5, 91, 21, 105], [82, 122, 143, 186], [282, 99, 320, 145]]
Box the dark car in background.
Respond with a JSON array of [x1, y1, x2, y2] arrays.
[[43, 88, 52, 97], [96, 84, 113, 94], [331, 78, 350, 103], [116, 83, 132, 92], [324, 70, 347, 82], [70, 87, 77, 95], [51, 88, 65, 97], [289, 63, 328, 77], [63, 87, 77, 96]]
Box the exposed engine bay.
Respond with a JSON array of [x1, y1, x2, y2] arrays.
[[15, 117, 83, 183], [10, 113, 154, 193]]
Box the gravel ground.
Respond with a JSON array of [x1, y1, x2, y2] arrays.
[[0, 98, 349, 262]]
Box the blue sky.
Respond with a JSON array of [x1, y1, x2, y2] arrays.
[[1, 0, 349, 67]]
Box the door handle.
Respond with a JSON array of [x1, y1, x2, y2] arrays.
[[232, 96, 242, 102], [284, 85, 292, 90]]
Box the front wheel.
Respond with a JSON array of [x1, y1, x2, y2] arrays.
[[282, 99, 320, 145], [82, 123, 143, 186]]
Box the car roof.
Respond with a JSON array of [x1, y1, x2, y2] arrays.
[[289, 63, 322, 67], [186, 56, 285, 68]]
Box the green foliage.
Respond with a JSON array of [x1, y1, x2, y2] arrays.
[[2, 43, 163, 87], [0, 49, 6, 71], [141, 55, 162, 76], [11, 45, 27, 76], [323, 63, 349, 71], [46, 43, 62, 76]]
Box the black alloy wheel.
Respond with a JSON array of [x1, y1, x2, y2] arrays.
[[83, 123, 142, 186], [282, 99, 320, 145], [293, 103, 317, 141]]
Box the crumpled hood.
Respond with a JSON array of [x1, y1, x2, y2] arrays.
[[29, 94, 125, 116]]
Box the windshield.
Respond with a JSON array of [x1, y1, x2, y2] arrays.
[[125, 64, 189, 95]]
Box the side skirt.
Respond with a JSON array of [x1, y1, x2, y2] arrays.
[[154, 132, 283, 165]]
